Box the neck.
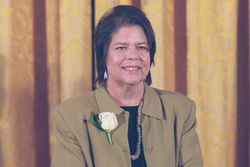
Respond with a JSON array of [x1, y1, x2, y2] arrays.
[[106, 82, 144, 106]]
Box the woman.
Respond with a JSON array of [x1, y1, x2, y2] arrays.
[[52, 5, 203, 167]]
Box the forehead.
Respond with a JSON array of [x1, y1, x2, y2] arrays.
[[110, 25, 147, 42]]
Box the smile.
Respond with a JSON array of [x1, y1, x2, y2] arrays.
[[122, 66, 141, 71]]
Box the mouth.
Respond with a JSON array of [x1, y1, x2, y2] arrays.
[[122, 66, 142, 71]]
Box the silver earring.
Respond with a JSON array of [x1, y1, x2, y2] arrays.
[[104, 70, 108, 80]]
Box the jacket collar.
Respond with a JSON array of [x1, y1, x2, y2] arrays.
[[143, 84, 165, 120], [94, 83, 165, 120]]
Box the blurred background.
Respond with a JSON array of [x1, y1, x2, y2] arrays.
[[0, 0, 249, 167]]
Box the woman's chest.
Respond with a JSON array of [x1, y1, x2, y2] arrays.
[[80, 113, 179, 167]]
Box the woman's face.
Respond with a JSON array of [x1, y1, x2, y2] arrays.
[[106, 25, 150, 87]]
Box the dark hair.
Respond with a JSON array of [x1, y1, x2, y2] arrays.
[[94, 5, 156, 87]]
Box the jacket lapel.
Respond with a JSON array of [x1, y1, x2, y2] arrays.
[[143, 84, 166, 120], [91, 87, 131, 166]]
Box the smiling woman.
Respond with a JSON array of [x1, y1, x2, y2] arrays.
[[51, 5, 203, 167]]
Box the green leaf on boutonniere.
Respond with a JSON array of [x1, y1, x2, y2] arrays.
[[90, 113, 103, 130]]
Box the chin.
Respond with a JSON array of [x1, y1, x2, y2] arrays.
[[123, 79, 143, 86]]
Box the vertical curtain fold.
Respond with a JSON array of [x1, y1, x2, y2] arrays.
[[249, 1, 250, 166], [33, 0, 50, 166], [0, 0, 37, 167], [186, 0, 239, 166], [46, 0, 93, 155], [59, 0, 92, 100], [237, 0, 250, 166], [173, 0, 186, 94], [141, 0, 186, 92], [45, 0, 61, 155]]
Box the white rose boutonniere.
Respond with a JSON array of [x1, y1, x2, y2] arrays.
[[90, 112, 118, 144]]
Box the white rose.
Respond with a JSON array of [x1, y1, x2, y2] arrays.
[[98, 112, 118, 132]]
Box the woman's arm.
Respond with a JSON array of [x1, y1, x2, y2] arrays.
[[179, 101, 203, 167], [51, 110, 86, 167]]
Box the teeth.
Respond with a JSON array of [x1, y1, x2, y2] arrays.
[[123, 67, 139, 70]]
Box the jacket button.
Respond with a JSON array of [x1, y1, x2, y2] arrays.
[[145, 146, 153, 152]]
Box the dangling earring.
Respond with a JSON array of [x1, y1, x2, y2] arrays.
[[103, 70, 108, 80]]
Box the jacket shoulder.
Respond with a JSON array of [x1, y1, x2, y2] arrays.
[[153, 88, 194, 104], [153, 88, 195, 120], [55, 91, 97, 124], [57, 91, 95, 112]]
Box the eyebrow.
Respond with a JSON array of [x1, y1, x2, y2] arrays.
[[136, 42, 148, 45], [113, 42, 148, 46], [113, 43, 128, 46]]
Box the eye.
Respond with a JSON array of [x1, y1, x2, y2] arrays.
[[138, 45, 149, 51], [115, 46, 127, 50]]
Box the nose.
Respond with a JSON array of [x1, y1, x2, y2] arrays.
[[126, 47, 140, 60]]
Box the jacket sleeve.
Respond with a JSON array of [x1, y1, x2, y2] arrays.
[[51, 110, 86, 167], [179, 101, 203, 167]]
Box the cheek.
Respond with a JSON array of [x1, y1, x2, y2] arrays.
[[106, 53, 116, 67], [106, 54, 123, 73]]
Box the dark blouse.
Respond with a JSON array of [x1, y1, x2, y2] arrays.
[[120, 106, 147, 167]]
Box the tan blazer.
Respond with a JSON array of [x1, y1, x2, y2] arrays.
[[51, 84, 203, 167]]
